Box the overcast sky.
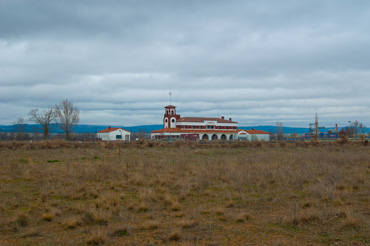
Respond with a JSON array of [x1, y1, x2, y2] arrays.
[[1, 0, 370, 127]]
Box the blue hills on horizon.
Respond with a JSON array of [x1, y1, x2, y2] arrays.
[[0, 124, 311, 134]]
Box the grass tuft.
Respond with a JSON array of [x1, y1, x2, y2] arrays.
[[169, 230, 182, 241], [86, 230, 106, 245]]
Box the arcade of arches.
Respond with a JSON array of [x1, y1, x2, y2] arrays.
[[200, 133, 234, 140]]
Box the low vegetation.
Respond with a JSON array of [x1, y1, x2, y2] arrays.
[[0, 140, 369, 245]]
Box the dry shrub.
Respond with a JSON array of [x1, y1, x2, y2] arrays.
[[16, 213, 28, 227], [92, 209, 111, 225], [163, 193, 181, 211], [169, 230, 182, 241], [137, 203, 149, 212], [341, 217, 362, 230], [69, 204, 86, 214], [341, 210, 362, 230], [84, 208, 111, 225], [86, 229, 107, 245], [95, 194, 119, 210], [291, 211, 321, 226], [310, 178, 340, 200], [141, 220, 159, 230], [170, 201, 181, 211], [177, 219, 197, 228], [42, 207, 61, 222], [127, 202, 135, 210], [279, 141, 286, 148], [225, 200, 235, 208], [235, 212, 251, 222], [214, 208, 225, 216], [110, 226, 131, 237], [42, 212, 55, 222], [164, 193, 174, 205], [337, 135, 349, 145], [139, 188, 156, 203], [129, 173, 146, 186], [62, 217, 82, 229], [173, 212, 185, 218], [22, 227, 41, 238], [294, 141, 309, 147]]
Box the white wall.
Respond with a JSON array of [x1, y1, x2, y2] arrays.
[[236, 131, 270, 141], [97, 129, 130, 141]]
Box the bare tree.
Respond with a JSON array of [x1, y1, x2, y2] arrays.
[[351, 121, 359, 138], [13, 117, 27, 140], [347, 121, 367, 138], [276, 121, 284, 142], [28, 107, 56, 140], [55, 99, 80, 140]]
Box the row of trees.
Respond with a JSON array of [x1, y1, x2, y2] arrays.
[[340, 120, 367, 138], [13, 99, 80, 140]]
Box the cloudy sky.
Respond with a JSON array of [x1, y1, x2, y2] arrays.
[[1, 0, 370, 127]]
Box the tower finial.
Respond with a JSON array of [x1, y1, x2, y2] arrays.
[[169, 88, 172, 105]]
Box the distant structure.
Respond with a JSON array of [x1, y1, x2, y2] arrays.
[[308, 113, 326, 137], [150, 105, 270, 141], [305, 114, 338, 139], [97, 127, 131, 141]]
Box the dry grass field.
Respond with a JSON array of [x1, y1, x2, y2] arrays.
[[0, 140, 369, 245]]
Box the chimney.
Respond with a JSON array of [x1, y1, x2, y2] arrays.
[[252, 128, 254, 131], [108, 126, 111, 129], [221, 116, 225, 119], [229, 118, 232, 121]]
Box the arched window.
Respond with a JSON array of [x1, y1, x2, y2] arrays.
[[221, 134, 227, 140], [202, 134, 209, 140], [212, 134, 218, 140]]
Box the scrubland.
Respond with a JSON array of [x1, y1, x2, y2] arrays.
[[0, 140, 369, 245]]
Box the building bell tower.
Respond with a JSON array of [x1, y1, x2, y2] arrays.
[[164, 105, 180, 128]]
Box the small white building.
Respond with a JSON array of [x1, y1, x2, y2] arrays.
[[236, 129, 270, 141], [97, 127, 131, 141]]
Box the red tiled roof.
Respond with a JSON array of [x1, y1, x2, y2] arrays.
[[151, 128, 238, 134], [237, 129, 270, 134], [177, 117, 238, 124], [164, 105, 176, 108], [98, 127, 130, 133]]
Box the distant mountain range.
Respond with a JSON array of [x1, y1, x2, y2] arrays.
[[238, 126, 309, 134], [0, 124, 311, 134]]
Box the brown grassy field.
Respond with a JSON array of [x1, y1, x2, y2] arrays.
[[0, 140, 369, 245]]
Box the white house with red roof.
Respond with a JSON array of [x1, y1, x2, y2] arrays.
[[151, 105, 270, 141], [97, 127, 131, 141]]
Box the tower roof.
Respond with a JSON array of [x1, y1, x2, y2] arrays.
[[164, 105, 176, 108]]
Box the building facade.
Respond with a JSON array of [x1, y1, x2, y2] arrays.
[[97, 127, 131, 141], [151, 105, 270, 141]]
